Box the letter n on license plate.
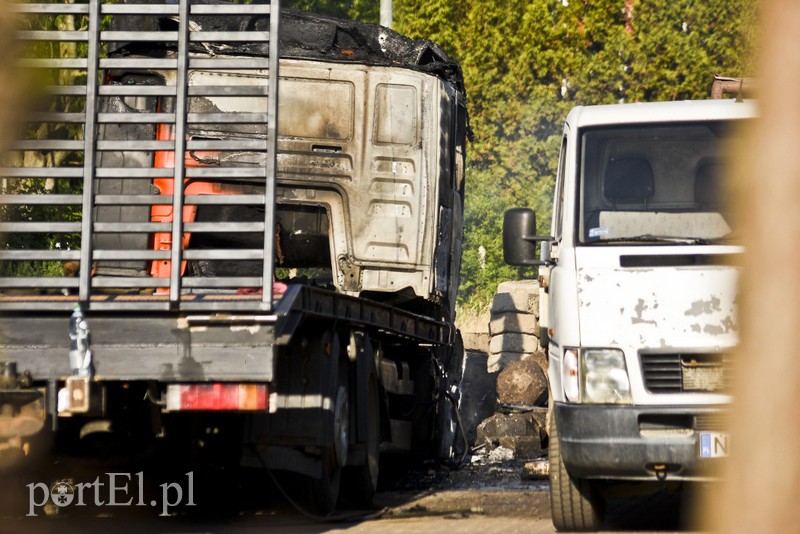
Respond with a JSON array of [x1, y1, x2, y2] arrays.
[[700, 431, 729, 458]]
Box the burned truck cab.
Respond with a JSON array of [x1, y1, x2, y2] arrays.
[[0, 2, 468, 514]]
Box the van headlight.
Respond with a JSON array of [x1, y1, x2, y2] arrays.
[[581, 348, 632, 404]]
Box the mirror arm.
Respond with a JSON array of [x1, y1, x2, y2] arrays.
[[516, 236, 556, 267], [520, 235, 552, 242]]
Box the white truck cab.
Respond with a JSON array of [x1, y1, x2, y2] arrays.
[[504, 99, 755, 531]]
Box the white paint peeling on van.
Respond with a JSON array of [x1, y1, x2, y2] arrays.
[[576, 248, 739, 347]]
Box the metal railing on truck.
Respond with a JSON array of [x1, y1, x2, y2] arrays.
[[1, 0, 280, 312]]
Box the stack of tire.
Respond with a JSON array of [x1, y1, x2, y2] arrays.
[[476, 280, 549, 459]]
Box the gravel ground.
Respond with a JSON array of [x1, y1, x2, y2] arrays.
[[376, 455, 550, 520]]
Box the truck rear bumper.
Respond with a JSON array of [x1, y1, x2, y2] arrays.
[[0, 314, 274, 381], [554, 402, 727, 481]]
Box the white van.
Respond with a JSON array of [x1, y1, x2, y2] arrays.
[[504, 99, 755, 531]]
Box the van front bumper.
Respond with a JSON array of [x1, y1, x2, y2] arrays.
[[554, 402, 727, 481]]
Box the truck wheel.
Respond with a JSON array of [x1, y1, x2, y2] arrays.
[[343, 375, 380, 507], [308, 444, 342, 516], [304, 341, 349, 516], [549, 415, 604, 531], [306, 379, 348, 516]]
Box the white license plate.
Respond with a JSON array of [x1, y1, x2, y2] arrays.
[[699, 431, 729, 458]]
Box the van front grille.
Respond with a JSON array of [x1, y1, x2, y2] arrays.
[[640, 352, 732, 394]]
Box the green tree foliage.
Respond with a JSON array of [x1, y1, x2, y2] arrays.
[[1, 11, 87, 277], [283, 0, 350, 18], [392, 0, 756, 310], [283, 0, 379, 22]]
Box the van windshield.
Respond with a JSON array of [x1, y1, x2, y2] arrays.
[[579, 121, 742, 245]]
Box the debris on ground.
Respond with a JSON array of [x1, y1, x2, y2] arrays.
[[486, 446, 514, 463], [522, 459, 550, 479], [475, 410, 547, 459]]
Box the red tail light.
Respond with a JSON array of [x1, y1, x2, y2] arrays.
[[166, 383, 268, 411]]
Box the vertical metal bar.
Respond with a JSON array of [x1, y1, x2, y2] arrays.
[[78, 0, 101, 303], [262, 0, 280, 310], [380, 0, 393, 28], [169, 0, 191, 304]]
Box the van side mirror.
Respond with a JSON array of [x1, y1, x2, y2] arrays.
[[503, 208, 552, 266]]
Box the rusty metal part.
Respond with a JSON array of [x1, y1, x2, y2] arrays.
[[0, 390, 45, 439], [710, 75, 756, 100]]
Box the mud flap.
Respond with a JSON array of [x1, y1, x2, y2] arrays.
[[435, 330, 465, 461]]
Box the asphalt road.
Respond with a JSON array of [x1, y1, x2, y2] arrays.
[[0, 454, 693, 533]]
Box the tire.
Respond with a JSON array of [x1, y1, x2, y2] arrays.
[[343, 375, 380, 507], [549, 414, 604, 531], [303, 337, 348, 516], [307, 445, 343, 516]]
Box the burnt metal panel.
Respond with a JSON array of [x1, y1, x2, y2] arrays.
[[0, 314, 274, 381], [107, 7, 464, 93], [273, 285, 451, 346]]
